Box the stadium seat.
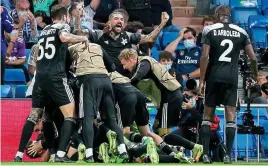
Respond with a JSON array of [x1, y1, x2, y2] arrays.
[[25, 49, 31, 61], [230, 0, 258, 8], [0, 85, 13, 98], [261, 0, 268, 14], [4, 69, 26, 85], [215, 0, 229, 5], [248, 15, 268, 48], [15, 85, 28, 98], [151, 50, 160, 61], [235, 134, 257, 158], [230, 0, 260, 31]]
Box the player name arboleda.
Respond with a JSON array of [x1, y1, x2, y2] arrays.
[[213, 29, 240, 38]]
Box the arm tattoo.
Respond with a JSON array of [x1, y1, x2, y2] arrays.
[[61, 32, 86, 43], [139, 23, 165, 44]]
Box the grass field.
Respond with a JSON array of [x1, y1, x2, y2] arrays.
[[2, 163, 268, 166]]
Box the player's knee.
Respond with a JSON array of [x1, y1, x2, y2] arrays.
[[60, 103, 75, 118], [226, 121, 236, 129], [27, 108, 44, 124]]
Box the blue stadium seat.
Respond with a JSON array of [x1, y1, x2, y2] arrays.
[[230, 0, 258, 8], [151, 50, 160, 61], [25, 49, 31, 61], [215, 0, 229, 5], [230, 0, 260, 31], [1, 85, 13, 98], [161, 32, 184, 49], [248, 15, 268, 48], [235, 134, 257, 158], [15, 85, 28, 98], [261, 0, 268, 14], [4, 69, 26, 85]]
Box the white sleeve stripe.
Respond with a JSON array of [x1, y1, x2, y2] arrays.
[[229, 24, 249, 38], [203, 23, 224, 36]]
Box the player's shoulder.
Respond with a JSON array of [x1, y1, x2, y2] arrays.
[[51, 23, 70, 31], [203, 23, 224, 35], [228, 24, 249, 37]]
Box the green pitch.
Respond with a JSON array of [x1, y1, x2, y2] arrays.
[[2, 163, 268, 166]]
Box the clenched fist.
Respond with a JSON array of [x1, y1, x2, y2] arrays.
[[161, 12, 170, 25]]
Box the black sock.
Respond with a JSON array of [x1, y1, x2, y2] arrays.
[[226, 121, 236, 156], [18, 120, 36, 152], [70, 152, 78, 161], [58, 117, 76, 152], [159, 141, 173, 155], [104, 118, 124, 144], [70, 132, 82, 149], [42, 121, 55, 150], [128, 144, 147, 158], [129, 132, 142, 143], [159, 154, 180, 163], [164, 133, 195, 150], [201, 121, 212, 155]]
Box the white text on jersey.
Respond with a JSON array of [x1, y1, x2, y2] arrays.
[[40, 29, 57, 37], [213, 30, 240, 38]]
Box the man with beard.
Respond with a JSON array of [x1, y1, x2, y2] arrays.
[[87, 11, 169, 74], [68, 30, 129, 163]]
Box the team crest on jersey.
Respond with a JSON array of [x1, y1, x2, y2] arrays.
[[121, 38, 128, 45], [104, 40, 109, 44], [194, 52, 199, 56], [180, 51, 184, 56]]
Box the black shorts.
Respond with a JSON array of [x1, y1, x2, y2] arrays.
[[32, 75, 74, 108], [157, 89, 183, 128], [79, 74, 116, 119], [205, 81, 237, 107], [115, 83, 149, 127]]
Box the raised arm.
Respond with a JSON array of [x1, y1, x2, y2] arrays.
[[165, 28, 187, 54], [139, 12, 169, 44]]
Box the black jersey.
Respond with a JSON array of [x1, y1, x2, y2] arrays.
[[202, 23, 251, 84], [36, 23, 70, 77]]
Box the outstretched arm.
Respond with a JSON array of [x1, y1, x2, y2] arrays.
[[139, 12, 169, 44]]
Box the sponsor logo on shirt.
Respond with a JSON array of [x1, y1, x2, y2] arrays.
[[177, 56, 198, 64]]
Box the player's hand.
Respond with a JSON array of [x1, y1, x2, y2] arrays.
[[179, 28, 187, 40], [199, 81, 205, 96], [82, 36, 89, 49], [161, 12, 169, 25], [103, 21, 112, 34], [19, 14, 28, 25], [27, 141, 43, 157], [182, 99, 193, 109]]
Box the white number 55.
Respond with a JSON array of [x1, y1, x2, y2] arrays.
[[37, 37, 56, 60]]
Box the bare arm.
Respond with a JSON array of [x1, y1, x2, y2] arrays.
[[28, 65, 35, 77], [139, 12, 169, 44], [189, 68, 200, 79], [10, 58, 25, 65], [165, 28, 186, 54], [245, 44, 258, 79], [200, 44, 210, 83]]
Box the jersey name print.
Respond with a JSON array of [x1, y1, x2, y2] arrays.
[[202, 23, 251, 84], [36, 23, 70, 77]]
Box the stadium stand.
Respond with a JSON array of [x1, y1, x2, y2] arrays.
[[248, 15, 268, 48], [1, 85, 13, 98], [25, 49, 31, 62], [230, 0, 260, 31]]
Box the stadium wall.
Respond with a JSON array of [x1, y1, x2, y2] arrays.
[[1, 99, 39, 162]]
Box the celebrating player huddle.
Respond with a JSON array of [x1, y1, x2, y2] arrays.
[[13, 4, 258, 165]]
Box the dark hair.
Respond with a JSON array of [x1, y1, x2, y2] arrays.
[[142, 27, 154, 35], [51, 4, 68, 20], [202, 16, 215, 25], [159, 51, 173, 61], [261, 83, 268, 95], [69, 4, 77, 15], [125, 21, 144, 33], [113, 8, 129, 22], [184, 27, 197, 37]]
